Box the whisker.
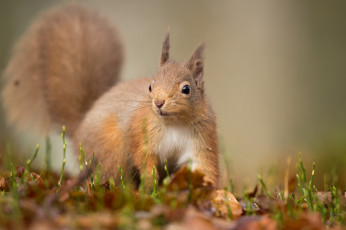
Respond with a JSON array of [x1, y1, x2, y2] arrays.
[[110, 87, 151, 98], [115, 105, 152, 119], [107, 99, 151, 104], [97, 97, 152, 106]]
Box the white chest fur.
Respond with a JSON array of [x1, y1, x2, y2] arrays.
[[156, 125, 195, 166]]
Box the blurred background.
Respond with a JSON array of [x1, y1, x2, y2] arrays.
[[0, 0, 345, 191]]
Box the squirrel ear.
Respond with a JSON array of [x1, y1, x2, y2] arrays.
[[160, 32, 170, 66], [186, 43, 205, 89]]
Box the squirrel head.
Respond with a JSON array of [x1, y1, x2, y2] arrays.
[[149, 33, 206, 122]]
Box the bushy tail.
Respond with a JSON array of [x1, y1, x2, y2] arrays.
[[2, 4, 123, 135]]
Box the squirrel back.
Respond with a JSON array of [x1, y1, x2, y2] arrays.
[[2, 4, 123, 134]]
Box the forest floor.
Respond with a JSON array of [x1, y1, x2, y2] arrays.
[[0, 139, 345, 229]]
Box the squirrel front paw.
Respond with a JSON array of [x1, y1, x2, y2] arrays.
[[140, 165, 159, 192]]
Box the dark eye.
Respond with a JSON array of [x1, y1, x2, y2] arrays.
[[149, 84, 152, 92], [181, 85, 190, 94]]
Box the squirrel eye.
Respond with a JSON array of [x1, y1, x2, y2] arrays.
[[149, 84, 152, 92], [181, 85, 190, 94]]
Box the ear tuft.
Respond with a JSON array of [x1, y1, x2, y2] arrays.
[[189, 43, 205, 64], [160, 32, 170, 66], [186, 43, 205, 89]]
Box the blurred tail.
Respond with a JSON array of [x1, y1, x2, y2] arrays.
[[2, 4, 123, 135]]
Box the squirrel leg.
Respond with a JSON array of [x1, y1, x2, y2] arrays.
[[74, 115, 128, 185], [191, 150, 219, 186], [131, 144, 158, 191], [138, 153, 159, 191], [129, 115, 159, 191]]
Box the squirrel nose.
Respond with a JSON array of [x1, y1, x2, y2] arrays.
[[154, 99, 165, 109]]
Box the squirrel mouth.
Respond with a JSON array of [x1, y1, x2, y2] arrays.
[[159, 110, 170, 117]]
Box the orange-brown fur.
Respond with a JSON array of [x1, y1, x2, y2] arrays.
[[2, 4, 219, 188], [75, 35, 219, 187], [2, 4, 123, 134], [74, 115, 128, 184], [127, 96, 219, 185]]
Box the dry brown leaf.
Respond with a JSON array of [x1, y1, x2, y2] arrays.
[[288, 176, 297, 193], [58, 191, 70, 203], [211, 217, 236, 230], [167, 165, 206, 191], [31, 172, 44, 188], [247, 185, 258, 198], [211, 190, 242, 219], [254, 195, 277, 213], [0, 176, 6, 190], [166, 205, 219, 230], [162, 165, 215, 209], [316, 191, 346, 207], [234, 215, 277, 230], [28, 220, 59, 230], [282, 213, 324, 230], [16, 166, 25, 178], [137, 218, 152, 230]]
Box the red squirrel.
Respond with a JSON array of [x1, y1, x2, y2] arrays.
[[2, 4, 219, 187]]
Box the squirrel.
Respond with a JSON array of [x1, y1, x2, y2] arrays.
[[2, 4, 219, 188]]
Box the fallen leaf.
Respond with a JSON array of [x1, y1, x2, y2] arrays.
[[0, 176, 7, 191], [247, 185, 258, 198], [234, 215, 277, 230], [211, 190, 242, 219], [166, 205, 220, 230], [167, 165, 206, 191], [282, 212, 323, 230]]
